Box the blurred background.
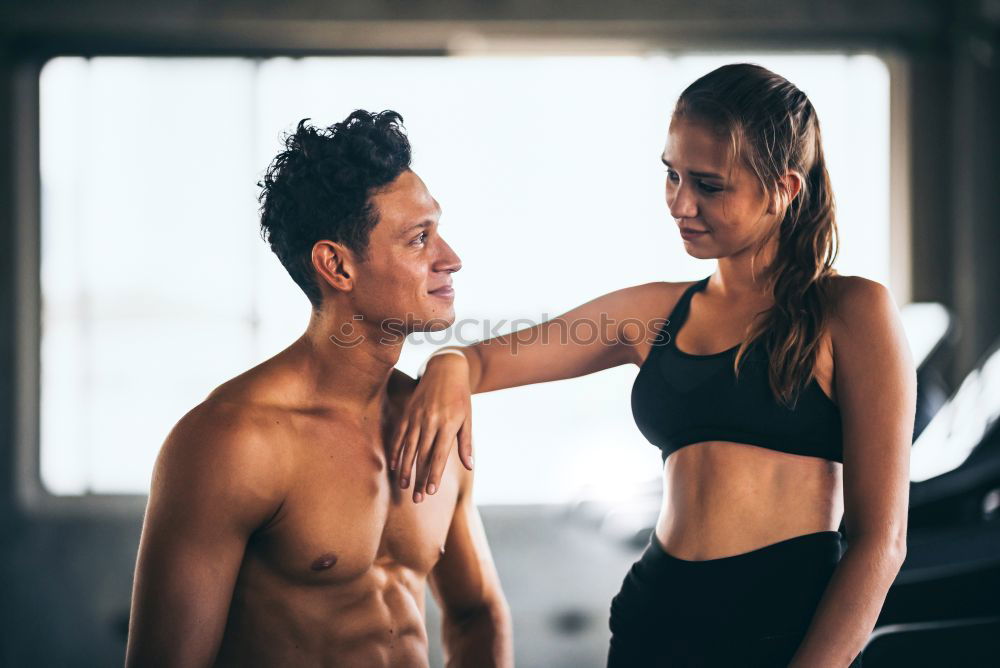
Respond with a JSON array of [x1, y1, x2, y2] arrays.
[[1, 1, 999, 666]]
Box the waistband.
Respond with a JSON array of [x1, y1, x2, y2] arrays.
[[616, 530, 846, 637], [646, 530, 844, 571]]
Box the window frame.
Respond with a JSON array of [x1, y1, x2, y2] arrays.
[[12, 45, 911, 516]]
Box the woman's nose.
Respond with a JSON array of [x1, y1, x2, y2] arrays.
[[668, 183, 698, 220]]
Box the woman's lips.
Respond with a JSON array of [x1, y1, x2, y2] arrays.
[[679, 227, 709, 240]]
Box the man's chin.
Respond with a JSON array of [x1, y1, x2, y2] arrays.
[[417, 312, 456, 332]]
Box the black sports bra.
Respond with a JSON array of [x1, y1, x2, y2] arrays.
[[630, 276, 843, 463]]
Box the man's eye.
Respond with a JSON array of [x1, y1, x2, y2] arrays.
[[412, 232, 428, 245]]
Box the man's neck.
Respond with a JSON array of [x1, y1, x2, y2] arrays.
[[285, 306, 405, 411]]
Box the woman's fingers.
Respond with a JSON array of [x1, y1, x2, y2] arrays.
[[422, 420, 463, 497], [398, 420, 424, 489], [457, 416, 473, 471], [388, 419, 408, 472], [411, 419, 439, 503]]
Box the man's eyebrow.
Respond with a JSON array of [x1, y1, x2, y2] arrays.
[[661, 158, 724, 180], [399, 202, 443, 237], [400, 220, 433, 237]]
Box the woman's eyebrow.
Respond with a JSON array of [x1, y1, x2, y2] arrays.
[[661, 158, 724, 180]]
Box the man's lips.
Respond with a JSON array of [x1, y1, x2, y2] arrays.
[[429, 286, 454, 298]]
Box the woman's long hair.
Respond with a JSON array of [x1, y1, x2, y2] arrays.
[[674, 63, 839, 409]]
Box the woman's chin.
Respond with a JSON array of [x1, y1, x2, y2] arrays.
[[682, 247, 718, 260]]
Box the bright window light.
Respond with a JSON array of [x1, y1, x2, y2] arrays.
[[39, 53, 891, 503]]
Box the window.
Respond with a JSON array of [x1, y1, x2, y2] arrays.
[[39, 53, 891, 503]]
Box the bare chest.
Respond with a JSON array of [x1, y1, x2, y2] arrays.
[[244, 421, 460, 587]]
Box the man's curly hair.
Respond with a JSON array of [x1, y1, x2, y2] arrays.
[[258, 110, 412, 308]]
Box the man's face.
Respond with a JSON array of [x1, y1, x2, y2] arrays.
[[350, 169, 461, 335]]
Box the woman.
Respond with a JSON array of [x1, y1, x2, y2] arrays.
[[391, 64, 914, 667]]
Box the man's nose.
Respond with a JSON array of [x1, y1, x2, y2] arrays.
[[435, 237, 462, 273], [668, 182, 698, 220]]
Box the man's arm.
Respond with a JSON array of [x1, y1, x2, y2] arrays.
[[125, 401, 286, 668], [428, 465, 513, 668]]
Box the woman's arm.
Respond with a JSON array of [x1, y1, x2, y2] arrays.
[[788, 277, 914, 667], [465, 280, 675, 393], [390, 280, 678, 501]]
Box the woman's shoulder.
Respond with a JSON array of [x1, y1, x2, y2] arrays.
[[825, 273, 901, 346], [612, 279, 701, 320], [826, 273, 894, 311], [600, 280, 702, 355], [633, 278, 706, 298]]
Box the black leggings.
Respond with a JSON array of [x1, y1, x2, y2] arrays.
[[607, 530, 863, 667]]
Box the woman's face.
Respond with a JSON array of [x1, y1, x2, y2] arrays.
[[662, 117, 776, 259]]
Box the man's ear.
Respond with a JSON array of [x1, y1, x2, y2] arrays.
[[312, 240, 356, 293], [766, 170, 804, 215]]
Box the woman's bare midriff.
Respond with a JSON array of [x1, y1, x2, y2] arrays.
[[654, 441, 844, 561]]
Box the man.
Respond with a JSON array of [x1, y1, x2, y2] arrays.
[[126, 110, 513, 667]]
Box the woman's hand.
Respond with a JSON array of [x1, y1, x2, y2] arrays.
[[387, 283, 668, 503], [390, 352, 475, 503]]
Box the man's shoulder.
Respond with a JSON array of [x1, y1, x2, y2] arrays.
[[171, 396, 276, 441], [144, 397, 288, 542], [385, 367, 472, 493], [185, 353, 303, 439], [157, 396, 288, 493], [386, 367, 418, 412]]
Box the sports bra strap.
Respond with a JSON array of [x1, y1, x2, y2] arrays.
[[646, 276, 710, 357], [670, 277, 709, 326]]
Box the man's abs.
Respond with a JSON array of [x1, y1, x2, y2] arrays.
[[214, 561, 432, 668], [211, 419, 462, 667]]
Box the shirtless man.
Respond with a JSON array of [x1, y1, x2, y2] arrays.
[[125, 110, 512, 667]]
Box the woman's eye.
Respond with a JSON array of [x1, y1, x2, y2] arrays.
[[665, 169, 680, 183], [698, 182, 723, 194]]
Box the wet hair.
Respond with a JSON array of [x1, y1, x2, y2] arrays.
[[258, 110, 411, 309], [673, 63, 839, 409]]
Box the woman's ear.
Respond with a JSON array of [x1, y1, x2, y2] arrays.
[[312, 240, 356, 293], [766, 171, 804, 215]]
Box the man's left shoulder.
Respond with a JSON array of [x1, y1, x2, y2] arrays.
[[386, 368, 418, 409], [386, 367, 470, 490]]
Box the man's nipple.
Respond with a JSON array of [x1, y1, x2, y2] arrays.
[[310, 553, 339, 571]]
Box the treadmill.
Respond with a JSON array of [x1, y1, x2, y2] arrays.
[[869, 335, 1000, 664]]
